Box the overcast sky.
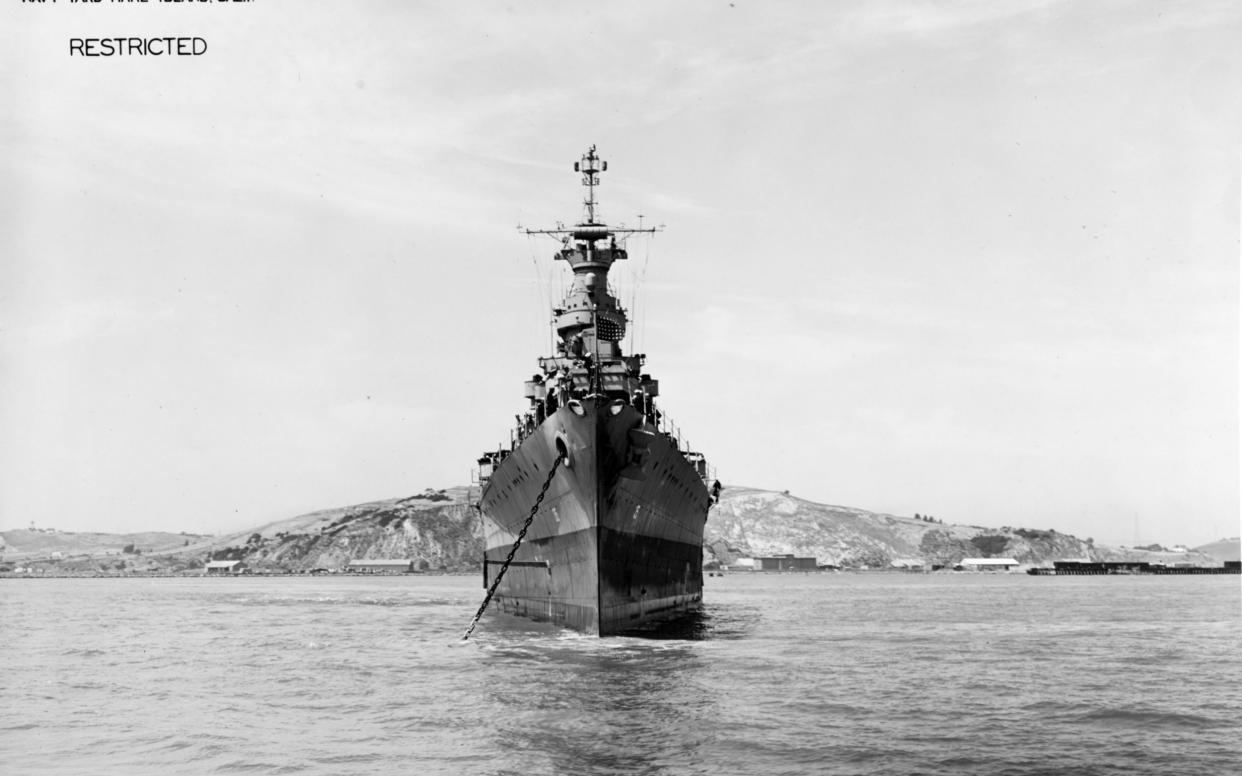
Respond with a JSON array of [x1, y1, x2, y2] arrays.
[[2, 1, 1238, 547]]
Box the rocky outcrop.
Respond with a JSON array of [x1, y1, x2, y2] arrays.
[[706, 487, 930, 568], [205, 487, 483, 572]]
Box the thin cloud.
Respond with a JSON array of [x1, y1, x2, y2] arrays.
[[2, 300, 172, 352]]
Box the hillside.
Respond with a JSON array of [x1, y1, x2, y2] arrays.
[[1193, 537, 1241, 563], [3, 486, 1224, 574], [705, 486, 1103, 568], [0, 528, 209, 562]]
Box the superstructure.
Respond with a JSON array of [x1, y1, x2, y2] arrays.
[[474, 146, 718, 635]]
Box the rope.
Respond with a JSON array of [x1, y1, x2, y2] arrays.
[[461, 454, 565, 641]]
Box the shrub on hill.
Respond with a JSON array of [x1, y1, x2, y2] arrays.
[[1014, 528, 1054, 540], [970, 534, 1010, 557]]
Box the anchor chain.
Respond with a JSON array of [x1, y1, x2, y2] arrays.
[[461, 454, 565, 641]]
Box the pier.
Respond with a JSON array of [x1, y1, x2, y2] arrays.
[[1028, 561, 1240, 576]]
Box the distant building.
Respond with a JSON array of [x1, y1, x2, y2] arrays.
[[754, 555, 818, 572], [959, 557, 1020, 571], [347, 559, 414, 574], [205, 560, 245, 575]]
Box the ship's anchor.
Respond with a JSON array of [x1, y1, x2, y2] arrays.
[[461, 454, 566, 641]]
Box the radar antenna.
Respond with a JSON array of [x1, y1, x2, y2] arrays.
[[524, 146, 661, 243], [574, 145, 606, 225]]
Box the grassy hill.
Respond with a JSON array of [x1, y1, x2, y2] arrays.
[[1192, 537, 1241, 563], [1, 528, 209, 562]]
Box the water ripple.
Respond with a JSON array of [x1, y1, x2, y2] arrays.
[[1, 574, 1238, 776]]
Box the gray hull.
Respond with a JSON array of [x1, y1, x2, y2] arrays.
[[480, 402, 708, 635]]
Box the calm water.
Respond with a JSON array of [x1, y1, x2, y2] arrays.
[[2, 573, 1239, 775]]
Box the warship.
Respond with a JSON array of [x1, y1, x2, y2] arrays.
[[472, 147, 719, 636]]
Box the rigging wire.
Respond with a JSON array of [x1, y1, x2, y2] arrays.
[[635, 229, 653, 355], [548, 259, 557, 356], [526, 233, 549, 355], [625, 238, 638, 355], [527, 232, 572, 357]]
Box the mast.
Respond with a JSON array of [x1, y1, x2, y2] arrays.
[[577, 145, 604, 225], [523, 145, 660, 243]]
